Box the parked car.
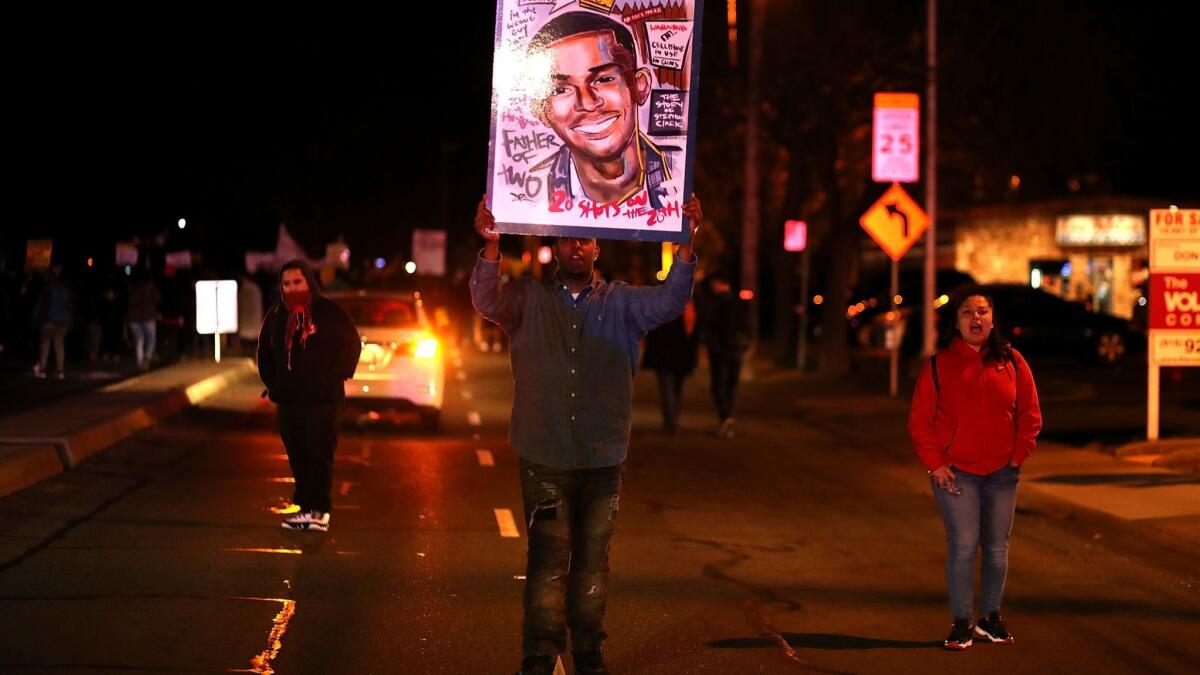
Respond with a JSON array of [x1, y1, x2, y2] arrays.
[[852, 269, 977, 353], [936, 284, 1140, 364], [328, 290, 445, 429]]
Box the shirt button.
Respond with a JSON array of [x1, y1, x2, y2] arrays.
[[571, 392, 576, 398], [572, 324, 577, 329], [571, 415, 576, 421], [570, 369, 576, 374], [571, 347, 576, 353]]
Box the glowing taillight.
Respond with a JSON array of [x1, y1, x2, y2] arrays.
[[414, 338, 438, 359]]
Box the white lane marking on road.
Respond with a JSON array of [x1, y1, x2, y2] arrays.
[[468, 411, 482, 426], [461, 389, 473, 400], [476, 450, 495, 467], [494, 508, 520, 538], [340, 482, 352, 496]]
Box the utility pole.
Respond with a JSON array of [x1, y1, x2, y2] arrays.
[[741, 0, 766, 342], [923, 0, 939, 357]]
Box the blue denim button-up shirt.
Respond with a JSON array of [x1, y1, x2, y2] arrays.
[[471, 253, 696, 470]]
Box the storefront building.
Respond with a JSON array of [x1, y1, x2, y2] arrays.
[[947, 198, 1161, 320]]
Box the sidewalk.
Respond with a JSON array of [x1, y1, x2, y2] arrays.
[[1114, 437, 1200, 475], [0, 358, 256, 498], [742, 354, 1200, 549]]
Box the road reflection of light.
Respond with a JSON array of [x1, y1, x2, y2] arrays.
[[223, 548, 303, 555], [239, 597, 296, 675], [266, 477, 296, 484], [270, 503, 302, 515]]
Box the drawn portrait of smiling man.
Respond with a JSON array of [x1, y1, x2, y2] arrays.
[[528, 11, 671, 210]]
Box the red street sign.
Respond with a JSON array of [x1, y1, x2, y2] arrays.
[[1150, 272, 1200, 330], [784, 220, 807, 252]]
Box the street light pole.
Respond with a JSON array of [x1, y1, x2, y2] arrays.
[[923, 0, 939, 358]]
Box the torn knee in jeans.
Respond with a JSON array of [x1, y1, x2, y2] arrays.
[[529, 498, 561, 529]]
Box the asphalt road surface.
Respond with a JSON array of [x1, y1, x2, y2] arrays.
[[1, 347, 1197, 674]]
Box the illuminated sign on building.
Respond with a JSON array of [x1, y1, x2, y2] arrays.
[[1054, 214, 1147, 247]]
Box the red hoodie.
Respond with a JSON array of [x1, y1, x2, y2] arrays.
[[908, 338, 1043, 475]]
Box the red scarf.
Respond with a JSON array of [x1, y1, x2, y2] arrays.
[[283, 290, 317, 370]]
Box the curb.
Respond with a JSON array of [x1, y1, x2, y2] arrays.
[[1114, 437, 1200, 475], [0, 359, 255, 499], [0, 444, 62, 497]]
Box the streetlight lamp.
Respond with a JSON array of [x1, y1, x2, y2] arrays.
[[178, 218, 187, 230]]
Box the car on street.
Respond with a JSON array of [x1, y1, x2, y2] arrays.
[[328, 290, 445, 429], [937, 284, 1140, 364]]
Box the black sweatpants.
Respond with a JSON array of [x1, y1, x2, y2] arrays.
[[277, 402, 342, 513]]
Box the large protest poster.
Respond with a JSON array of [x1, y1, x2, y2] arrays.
[[487, 0, 705, 243]]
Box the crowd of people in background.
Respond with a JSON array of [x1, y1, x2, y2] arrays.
[[0, 258, 286, 379]]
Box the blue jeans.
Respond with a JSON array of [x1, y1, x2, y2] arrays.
[[932, 464, 1021, 620], [129, 320, 157, 367], [519, 459, 623, 657]]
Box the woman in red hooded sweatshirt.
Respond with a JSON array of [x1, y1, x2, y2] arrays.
[[909, 293, 1042, 651], [257, 259, 361, 532]]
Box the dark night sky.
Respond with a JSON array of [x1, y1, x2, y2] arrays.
[[8, 4, 1198, 272]]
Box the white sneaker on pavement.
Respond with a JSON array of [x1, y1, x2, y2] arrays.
[[282, 510, 330, 532]]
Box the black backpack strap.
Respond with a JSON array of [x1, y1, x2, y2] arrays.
[[931, 354, 940, 395]]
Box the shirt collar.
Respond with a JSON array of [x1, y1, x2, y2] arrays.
[[950, 336, 985, 358]]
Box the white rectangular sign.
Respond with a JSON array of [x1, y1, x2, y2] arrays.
[[115, 242, 139, 266], [195, 280, 239, 335], [1151, 240, 1200, 271], [412, 229, 447, 277], [1149, 329, 1200, 366], [872, 92, 919, 184], [1150, 209, 1200, 273]]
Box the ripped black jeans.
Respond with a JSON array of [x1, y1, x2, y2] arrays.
[[519, 459, 624, 657]]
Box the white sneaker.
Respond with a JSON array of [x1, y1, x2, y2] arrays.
[[32, 364, 46, 379], [718, 418, 736, 439], [282, 510, 330, 532]]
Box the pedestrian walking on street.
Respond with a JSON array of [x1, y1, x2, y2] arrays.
[[472, 195, 703, 675], [908, 292, 1043, 650], [125, 270, 160, 371], [257, 259, 361, 533], [697, 271, 751, 438], [32, 264, 74, 380], [641, 304, 698, 434]]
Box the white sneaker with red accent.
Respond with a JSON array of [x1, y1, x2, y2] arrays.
[[282, 510, 330, 532]]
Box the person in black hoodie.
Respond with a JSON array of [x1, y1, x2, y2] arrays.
[[257, 259, 361, 531], [697, 271, 752, 439]]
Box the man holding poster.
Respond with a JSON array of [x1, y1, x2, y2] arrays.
[[489, 0, 704, 243], [472, 195, 703, 675]]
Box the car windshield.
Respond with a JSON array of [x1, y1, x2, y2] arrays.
[[335, 297, 418, 327]]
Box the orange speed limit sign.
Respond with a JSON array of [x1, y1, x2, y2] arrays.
[[859, 183, 928, 261]]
